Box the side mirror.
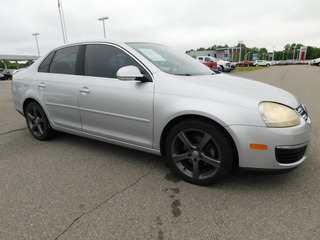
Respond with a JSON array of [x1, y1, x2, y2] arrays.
[[116, 65, 144, 81]]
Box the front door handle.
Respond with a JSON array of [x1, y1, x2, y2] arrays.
[[79, 87, 90, 94], [38, 83, 46, 88]]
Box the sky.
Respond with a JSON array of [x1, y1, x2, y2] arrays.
[[1, 0, 319, 56]]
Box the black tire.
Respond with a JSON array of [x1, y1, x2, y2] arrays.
[[25, 102, 54, 141], [165, 119, 236, 185], [220, 66, 224, 72]]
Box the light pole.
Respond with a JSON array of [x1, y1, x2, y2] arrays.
[[293, 45, 297, 60], [32, 33, 40, 56], [272, 46, 275, 62], [231, 46, 235, 62], [98, 16, 109, 38], [57, 0, 68, 43], [238, 41, 243, 62]]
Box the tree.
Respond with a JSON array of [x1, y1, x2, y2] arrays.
[[187, 42, 320, 60], [208, 45, 216, 50]]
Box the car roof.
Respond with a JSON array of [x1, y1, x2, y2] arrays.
[[51, 39, 160, 50]]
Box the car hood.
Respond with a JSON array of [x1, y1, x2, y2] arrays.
[[155, 72, 300, 110]]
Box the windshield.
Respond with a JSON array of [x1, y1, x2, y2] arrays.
[[127, 43, 213, 76]]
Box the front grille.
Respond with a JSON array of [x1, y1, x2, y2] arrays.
[[275, 145, 307, 164]]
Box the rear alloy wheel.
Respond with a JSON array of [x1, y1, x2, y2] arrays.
[[165, 120, 235, 185], [25, 102, 54, 141]]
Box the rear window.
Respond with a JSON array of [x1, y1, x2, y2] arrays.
[[38, 52, 55, 72]]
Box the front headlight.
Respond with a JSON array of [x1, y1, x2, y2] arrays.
[[259, 102, 301, 128]]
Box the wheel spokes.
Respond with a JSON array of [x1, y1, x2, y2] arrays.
[[177, 132, 195, 150], [27, 106, 45, 136], [32, 107, 38, 118], [172, 153, 189, 162], [172, 129, 222, 181], [37, 124, 44, 135], [201, 154, 221, 168], [31, 124, 37, 132], [197, 133, 211, 151], [38, 117, 44, 123], [27, 112, 35, 121]]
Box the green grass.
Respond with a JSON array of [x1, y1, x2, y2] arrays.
[[233, 66, 267, 72]]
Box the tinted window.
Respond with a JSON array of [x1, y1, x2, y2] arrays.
[[49, 46, 79, 75], [84, 44, 145, 79], [38, 51, 55, 72]]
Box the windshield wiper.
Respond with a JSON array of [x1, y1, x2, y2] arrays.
[[175, 73, 192, 76]]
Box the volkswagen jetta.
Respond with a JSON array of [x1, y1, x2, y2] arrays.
[[12, 40, 311, 185]]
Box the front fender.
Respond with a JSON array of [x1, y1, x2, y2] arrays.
[[152, 94, 265, 150]]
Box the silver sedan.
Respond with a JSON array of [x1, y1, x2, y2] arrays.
[[12, 41, 311, 185]]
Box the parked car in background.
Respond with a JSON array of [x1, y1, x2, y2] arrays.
[[254, 60, 272, 67], [275, 61, 289, 66], [197, 56, 219, 71], [197, 56, 232, 72], [236, 61, 254, 67], [12, 40, 311, 185], [0, 73, 5, 80], [310, 57, 320, 66], [215, 58, 232, 72], [2, 69, 16, 80]]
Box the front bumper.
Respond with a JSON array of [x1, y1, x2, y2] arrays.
[[223, 65, 232, 71], [226, 120, 311, 169]]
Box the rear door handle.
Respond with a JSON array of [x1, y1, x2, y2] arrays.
[[38, 83, 46, 88], [79, 87, 90, 94]]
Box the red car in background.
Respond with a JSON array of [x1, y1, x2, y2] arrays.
[[197, 56, 219, 70], [2, 69, 15, 80], [236, 61, 254, 67]]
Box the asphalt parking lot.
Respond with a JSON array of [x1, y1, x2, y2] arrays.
[[0, 65, 319, 240]]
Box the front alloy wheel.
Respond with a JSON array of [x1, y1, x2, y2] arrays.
[[165, 120, 235, 185]]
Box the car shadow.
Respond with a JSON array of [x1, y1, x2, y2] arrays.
[[51, 131, 165, 167], [49, 131, 304, 189]]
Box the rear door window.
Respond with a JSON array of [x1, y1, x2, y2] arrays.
[[49, 46, 79, 75]]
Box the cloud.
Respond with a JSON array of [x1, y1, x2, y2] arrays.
[[1, 0, 319, 55]]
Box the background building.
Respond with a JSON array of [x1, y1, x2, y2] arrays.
[[187, 49, 230, 61]]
